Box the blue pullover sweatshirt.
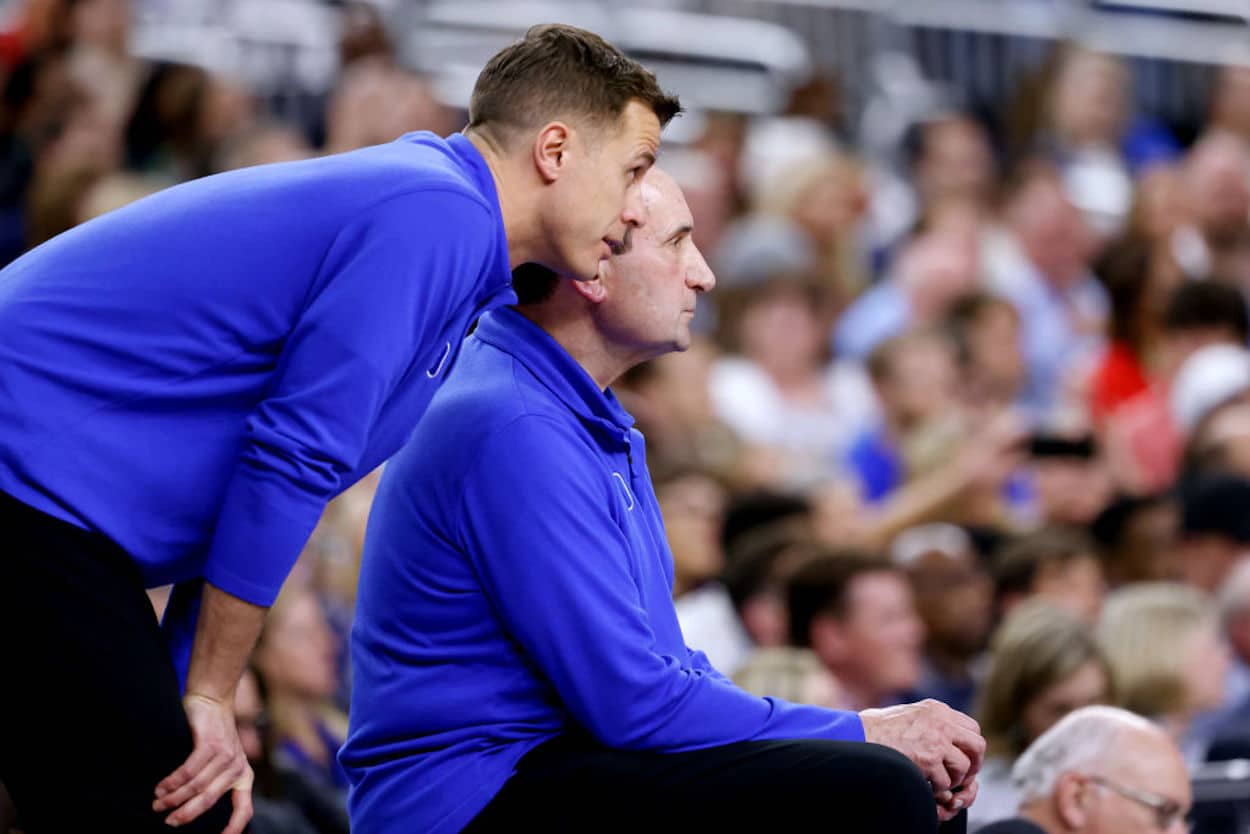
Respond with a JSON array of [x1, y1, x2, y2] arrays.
[[0, 132, 515, 608], [342, 308, 865, 834]]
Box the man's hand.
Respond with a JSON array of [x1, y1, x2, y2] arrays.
[[154, 693, 253, 831], [860, 699, 986, 821]]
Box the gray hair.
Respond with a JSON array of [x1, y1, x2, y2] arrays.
[[1012, 705, 1157, 804]]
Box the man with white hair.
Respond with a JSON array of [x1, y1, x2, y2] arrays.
[[345, 169, 984, 832], [979, 705, 1190, 833]]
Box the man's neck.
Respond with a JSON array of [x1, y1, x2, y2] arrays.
[[1018, 801, 1058, 833], [517, 302, 645, 391], [464, 129, 543, 270]]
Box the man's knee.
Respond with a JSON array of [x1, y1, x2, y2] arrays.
[[850, 743, 937, 830]]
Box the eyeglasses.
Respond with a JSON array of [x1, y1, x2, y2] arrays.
[[1085, 774, 1187, 830]]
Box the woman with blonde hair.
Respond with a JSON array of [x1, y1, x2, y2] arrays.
[[1097, 582, 1229, 754], [969, 601, 1113, 830], [253, 583, 351, 800]]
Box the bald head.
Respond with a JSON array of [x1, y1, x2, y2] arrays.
[[515, 167, 715, 387], [1015, 706, 1190, 833]]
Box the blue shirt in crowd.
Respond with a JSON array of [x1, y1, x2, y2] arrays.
[[342, 308, 866, 834], [0, 132, 515, 608], [844, 424, 905, 504]]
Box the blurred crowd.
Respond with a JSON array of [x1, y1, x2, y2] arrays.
[[8, 1, 1250, 832]]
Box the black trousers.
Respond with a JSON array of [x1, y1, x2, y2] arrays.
[[0, 491, 234, 833], [464, 732, 968, 833]]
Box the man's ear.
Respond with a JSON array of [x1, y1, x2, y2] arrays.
[[533, 122, 573, 185], [1055, 771, 1090, 829], [571, 272, 608, 304]]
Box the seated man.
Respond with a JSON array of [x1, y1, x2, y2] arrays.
[[342, 170, 984, 833], [979, 706, 1190, 834]]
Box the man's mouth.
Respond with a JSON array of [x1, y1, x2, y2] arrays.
[[604, 237, 624, 257]]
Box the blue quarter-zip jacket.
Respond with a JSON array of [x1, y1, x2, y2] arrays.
[[0, 131, 515, 607], [342, 307, 865, 833]]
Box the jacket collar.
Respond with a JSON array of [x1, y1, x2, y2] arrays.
[[473, 307, 635, 434]]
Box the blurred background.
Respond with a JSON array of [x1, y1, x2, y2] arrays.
[[8, 0, 1250, 831]]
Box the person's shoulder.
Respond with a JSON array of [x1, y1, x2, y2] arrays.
[[321, 133, 497, 218], [419, 337, 573, 448]]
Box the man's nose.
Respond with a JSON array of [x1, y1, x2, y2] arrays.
[[688, 246, 715, 292]]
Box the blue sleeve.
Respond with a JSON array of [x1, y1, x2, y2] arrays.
[[457, 416, 864, 751], [203, 192, 494, 605]]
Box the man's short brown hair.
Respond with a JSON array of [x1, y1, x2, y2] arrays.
[[785, 548, 895, 648], [468, 24, 681, 145]]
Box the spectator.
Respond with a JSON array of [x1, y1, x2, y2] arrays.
[[1174, 473, 1250, 593], [1176, 131, 1250, 286], [971, 602, 1113, 830], [234, 667, 334, 834], [944, 292, 1027, 413], [710, 274, 877, 488], [893, 523, 995, 714], [1098, 583, 1229, 760], [751, 138, 872, 301], [979, 706, 1190, 834], [63, 0, 140, 128], [907, 113, 999, 225], [0, 46, 119, 262], [1089, 492, 1180, 588], [660, 468, 730, 600], [659, 467, 742, 675], [988, 168, 1106, 420], [1039, 47, 1138, 237], [787, 549, 925, 711], [833, 221, 981, 361], [1086, 234, 1182, 424], [846, 329, 961, 503], [1105, 280, 1250, 491], [719, 517, 817, 663], [323, 58, 459, 154], [124, 61, 255, 181], [993, 527, 1105, 625], [253, 585, 351, 800], [337, 1, 394, 67], [1027, 432, 1115, 529]]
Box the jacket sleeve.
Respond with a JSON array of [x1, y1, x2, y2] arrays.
[[456, 415, 864, 752], [203, 192, 494, 605]]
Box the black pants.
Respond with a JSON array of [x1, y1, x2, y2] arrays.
[[464, 732, 967, 833], [0, 491, 234, 833]]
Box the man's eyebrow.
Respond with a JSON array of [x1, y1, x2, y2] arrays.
[[664, 224, 693, 245]]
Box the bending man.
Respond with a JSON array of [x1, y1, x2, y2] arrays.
[[0, 24, 677, 834]]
